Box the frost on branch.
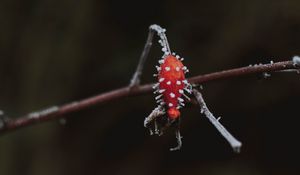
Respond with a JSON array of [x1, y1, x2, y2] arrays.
[[292, 55, 300, 66], [193, 89, 242, 153]]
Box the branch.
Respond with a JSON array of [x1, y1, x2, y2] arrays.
[[0, 60, 298, 134], [193, 89, 242, 153]]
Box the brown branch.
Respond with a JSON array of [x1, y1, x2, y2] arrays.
[[0, 60, 298, 134]]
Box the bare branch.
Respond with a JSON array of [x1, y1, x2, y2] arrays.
[[144, 106, 165, 128], [144, 106, 165, 135], [130, 28, 155, 87], [193, 89, 242, 153], [130, 24, 171, 87], [0, 60, 298, 134]]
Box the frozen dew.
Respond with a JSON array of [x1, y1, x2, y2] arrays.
[[165, 66, 171, 71], [176, 67, 180, 71], [168, 103, 174, 107], [176, 80, 181, 85], [166, 81, 171, 85]]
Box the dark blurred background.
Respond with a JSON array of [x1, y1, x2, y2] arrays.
[[1, 0, 300, 175]]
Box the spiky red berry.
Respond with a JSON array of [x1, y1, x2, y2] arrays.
[[155, 54, 189, 119]]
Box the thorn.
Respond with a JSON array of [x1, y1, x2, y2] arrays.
[[179, 102, 185, 107], [164, 51, 170, 56], [184, 87, 192, 94], [172, 52, 176, 55], [155, 66, 161, 71], [182, 66, 187, 71], [159, 89, 166, 93], [152, 83, 159, 89], [180, 58, 184, 61], [178, 97, 184, 102], [158, 59, 165, 64], [159, 78, 165, 82], [156, 99, 163, 103], [200, 108, 204, 114], [182, 93, 191, 101], [155, 94, 163, 100], [176, 55, 180, 59], [153, 74, 158, 77]]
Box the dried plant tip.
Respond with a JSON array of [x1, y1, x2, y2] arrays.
[[169, 130, 182, 151], [193, 89, 242, 153]]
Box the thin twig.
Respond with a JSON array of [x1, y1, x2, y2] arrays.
[[130, 27, 155, 87], [130, 24, 171, 87], [0, 60, 298, 134], [144, 106, 165, 135], [144, 106, 165, 128], [193, 89, 242, 153]]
